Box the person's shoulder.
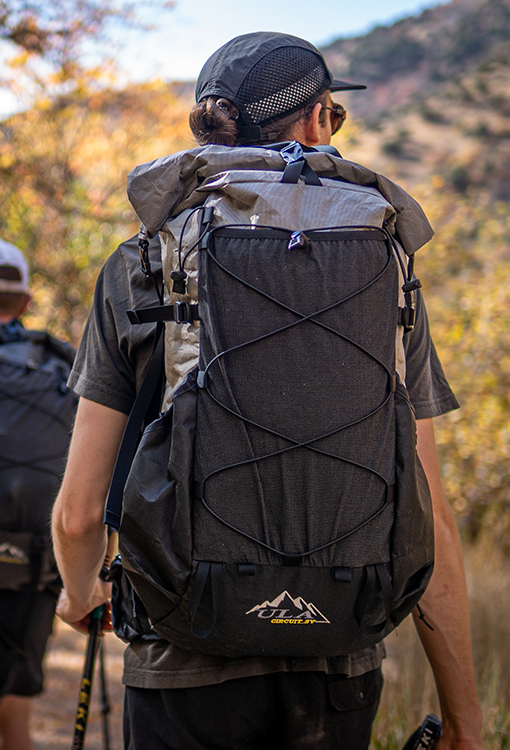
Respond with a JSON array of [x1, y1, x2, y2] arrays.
[[0, 320, 76, 366], [99, 234, 162, 307]]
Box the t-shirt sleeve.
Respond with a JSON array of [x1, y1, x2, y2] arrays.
[[68, 237, 161, 414], [404, 290, 459, 420]]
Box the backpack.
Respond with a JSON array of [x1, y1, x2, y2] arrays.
[[0, 320, 78, 591], [106, 142, 435, 657]]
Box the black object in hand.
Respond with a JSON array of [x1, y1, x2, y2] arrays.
[[403, 714, 442, 750]]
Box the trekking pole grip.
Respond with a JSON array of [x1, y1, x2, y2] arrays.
[[71, 605, 103, 750], [402, 714, 442, 750]]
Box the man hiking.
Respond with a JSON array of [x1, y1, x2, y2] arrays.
[[0, 239, 77, 750], [52, 32, 484, 750]]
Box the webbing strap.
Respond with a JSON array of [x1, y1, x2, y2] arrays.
[[188, 562, 223, 639], [281, 159, 322, 186], [355, 563, 393, 635], [127, 303, 200, 325], [104, 322, 164, 530], [279, 141, 322, 185]]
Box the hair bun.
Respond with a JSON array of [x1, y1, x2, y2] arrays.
[[216, 99, 239, 120]]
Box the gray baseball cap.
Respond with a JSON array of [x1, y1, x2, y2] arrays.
[[0, 239, 29, 293], [196, 32, 366, 136]]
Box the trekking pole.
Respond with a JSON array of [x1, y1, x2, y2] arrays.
[[402, 714, 442, 750], [71, 605, 103, 750], [99, 640, 111, 750]]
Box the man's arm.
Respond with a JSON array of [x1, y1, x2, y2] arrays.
[[414, 418, 483, 750], [52, 397, 128, 631]]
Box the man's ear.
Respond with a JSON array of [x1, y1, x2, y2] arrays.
[[301, 102, 322, 146]]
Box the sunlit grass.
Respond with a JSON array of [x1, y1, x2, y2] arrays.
[[371, 543, 510, 750]]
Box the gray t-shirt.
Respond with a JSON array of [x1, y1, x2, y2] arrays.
[[69, 234, 459, 689]]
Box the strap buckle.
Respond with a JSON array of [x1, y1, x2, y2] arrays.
[[402, 278, 422, 293], [175, 301, 190, 323], [138, 224, 151, 277], [401, 306, 416, 330], [280, 141, 304, 164]]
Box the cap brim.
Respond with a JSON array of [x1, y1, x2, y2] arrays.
[[330, 78, 366, 91]]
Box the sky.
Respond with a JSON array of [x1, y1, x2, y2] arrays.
[[0, 0, 452, 117], [111, 0, 452, 85]]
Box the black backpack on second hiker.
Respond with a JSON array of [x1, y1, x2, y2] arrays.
[[0, 320, 77, 592], [106, 142, 435, 657]]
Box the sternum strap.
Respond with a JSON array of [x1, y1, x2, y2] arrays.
[[127, 302, 199, 325]]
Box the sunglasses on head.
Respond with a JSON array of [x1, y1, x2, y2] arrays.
[[323, 102, 347, 135]]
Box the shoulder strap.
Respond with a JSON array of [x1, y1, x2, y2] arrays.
[[0, 322, 75, 368], [104, 322, 164, 531]]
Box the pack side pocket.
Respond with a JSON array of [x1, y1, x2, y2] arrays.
[[119, 373, 198, 627], [390, 383, 434, 625], [109, 555, 161, 642]]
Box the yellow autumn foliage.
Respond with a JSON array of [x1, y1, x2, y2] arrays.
[[412, 182, 510, 548]]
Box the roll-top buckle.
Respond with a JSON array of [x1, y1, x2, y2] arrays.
[[281, 141, 304, 164]]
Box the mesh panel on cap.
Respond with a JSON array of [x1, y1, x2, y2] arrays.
[[237, 47, 327, 126]]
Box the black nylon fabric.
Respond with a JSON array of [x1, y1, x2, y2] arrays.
[[0, 331, 77, 589], [194, 229, 397, 567], [0, 343, 76, 529]]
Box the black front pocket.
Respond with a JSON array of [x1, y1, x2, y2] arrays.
[[327, 668, 384, 712]]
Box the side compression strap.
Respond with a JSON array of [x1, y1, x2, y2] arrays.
[[354, 563, 393, 635], [188, 562, 223, 639]]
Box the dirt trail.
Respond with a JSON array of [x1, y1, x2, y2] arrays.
[[32, 619, 126, 749]]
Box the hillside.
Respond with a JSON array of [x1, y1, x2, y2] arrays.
[[322, 0, 510, 197]]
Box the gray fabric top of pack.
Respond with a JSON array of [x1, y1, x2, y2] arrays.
[[126, 145, 434, 255]]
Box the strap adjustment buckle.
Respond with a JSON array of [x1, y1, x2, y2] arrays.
[[175, 301, 191, 323], [402, 278, 422, 293], [138, 224, 151, 277], [401, 306, 416, 331]]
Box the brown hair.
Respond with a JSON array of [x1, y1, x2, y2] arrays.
[[189, 92, 328, 147], [189, 98, 240, 146]]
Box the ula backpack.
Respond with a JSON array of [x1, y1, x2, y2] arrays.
[[0, 320, 77, 591], [106, 142, 435, 657]]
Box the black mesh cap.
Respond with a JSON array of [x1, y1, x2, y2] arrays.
[[196, 32, 366, 130]]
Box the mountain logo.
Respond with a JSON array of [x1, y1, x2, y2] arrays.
[[246, 590, 330, 624], [0, 543, 29, 565]]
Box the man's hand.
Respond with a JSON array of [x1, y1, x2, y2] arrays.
[[56, 579, 113, 634]]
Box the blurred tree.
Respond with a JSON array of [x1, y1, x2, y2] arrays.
[[412, 181, 510, 551], [0, 80, 193, 343], [0, 1, 175, 63], [0, 0, 176, 109], [1, 1, 128, 59], [0, 0, 180, 344]]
